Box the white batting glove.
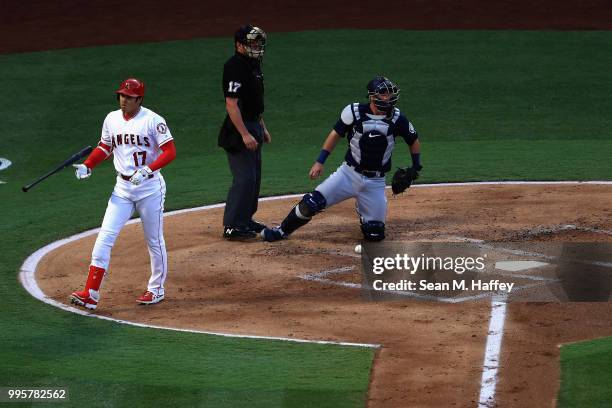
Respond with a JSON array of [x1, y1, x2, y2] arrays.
[[129, 166, 152, 185], [73, 164, 91, 179]]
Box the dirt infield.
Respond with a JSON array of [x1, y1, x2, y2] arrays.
[[36, 183, 612, 407], [4, 0, 612, 54]]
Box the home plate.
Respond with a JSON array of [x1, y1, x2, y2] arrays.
[[495, 260, 549, 272]]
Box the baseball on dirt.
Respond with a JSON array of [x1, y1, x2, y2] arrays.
[[355, 244, 362, 254]]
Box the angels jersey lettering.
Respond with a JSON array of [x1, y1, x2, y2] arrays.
[[101, 107, 173, 176]]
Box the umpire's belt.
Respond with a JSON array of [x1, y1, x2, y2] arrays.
[[348, 164, 385, 178], [118, 172, 155, 181]]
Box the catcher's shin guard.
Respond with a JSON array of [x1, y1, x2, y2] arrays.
[[280, 191, 327, 235], [280, 205, 311, 235]]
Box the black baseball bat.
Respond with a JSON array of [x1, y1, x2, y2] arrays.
[[22, 145, 93, 192]]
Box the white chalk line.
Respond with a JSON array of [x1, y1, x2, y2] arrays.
[[299, 235, 563, 303], [298, 250, 557, 306], [492, 270, 556, 282], [20, 258, 377, 348], [450, 224, 612, 407], [300, 260, 513, 408], [513, 223, 612, 239], [18, 199, 379, 349], [448, 225, 612, 270], [300, 265, 495, 303], [475, 231, 612, 270], [575, 225, 612, 236], [478, 294, 508, 408], [303, 222, 612, 408], [17, 181, 612, 405]]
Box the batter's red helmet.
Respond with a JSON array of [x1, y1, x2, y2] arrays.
[[116, 78, 145, 97]]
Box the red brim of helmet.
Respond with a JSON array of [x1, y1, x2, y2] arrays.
[[115, 89, 142, 97]]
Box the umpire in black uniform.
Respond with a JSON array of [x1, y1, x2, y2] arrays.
[[218, 24, 271, 240]]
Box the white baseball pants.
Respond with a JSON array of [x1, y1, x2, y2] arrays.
[[316, 163, 387, 222], [91, 176, 167, 296]]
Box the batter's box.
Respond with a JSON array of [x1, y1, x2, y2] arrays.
[[300, 264, 551, 303], [482, 241, 612, 302], [301, 241, 612, 303]]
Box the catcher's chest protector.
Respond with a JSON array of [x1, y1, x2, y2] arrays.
[[344, 103, 402, 172]]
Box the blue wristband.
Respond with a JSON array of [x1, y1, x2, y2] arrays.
[[411, 153, 421, 169], [317, 149, 330, 164]]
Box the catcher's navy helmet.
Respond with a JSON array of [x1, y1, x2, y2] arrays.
[[235, 25, 267, 59], [367, 76, 400, 115]]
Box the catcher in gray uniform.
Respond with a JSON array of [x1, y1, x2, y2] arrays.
[[261, 76, 421, 242]]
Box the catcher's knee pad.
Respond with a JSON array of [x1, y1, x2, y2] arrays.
[[297, 191, 327, 219], [361, 221, 385, 242]]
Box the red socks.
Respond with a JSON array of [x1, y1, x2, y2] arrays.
[[85, 265, 105, 292]]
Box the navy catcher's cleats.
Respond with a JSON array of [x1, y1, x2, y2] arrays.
[[261, 227, 287, 242]]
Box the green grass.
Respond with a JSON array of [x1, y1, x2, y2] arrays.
[[559, 337, 612, 407], [1, 317, 372, 407], [0, 30, 611, 406]]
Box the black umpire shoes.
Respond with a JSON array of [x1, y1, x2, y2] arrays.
[[223, 220, 267, 240], [223, 226, 257, 240]]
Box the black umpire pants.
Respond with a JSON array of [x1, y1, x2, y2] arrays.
[[223, 121, 263, 227]]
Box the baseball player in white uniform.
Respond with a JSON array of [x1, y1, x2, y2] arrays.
[[70, 78, 176, 310]]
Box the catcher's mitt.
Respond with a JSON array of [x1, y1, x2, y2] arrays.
[[391, 165, 422, 195]]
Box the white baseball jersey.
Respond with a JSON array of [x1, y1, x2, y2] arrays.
[[100, 106, 173, 177], [89, 105, 173, 298]]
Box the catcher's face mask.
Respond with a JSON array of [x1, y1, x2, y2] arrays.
[[236, 25, 267, 59], [367, 76, 400, 115]]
